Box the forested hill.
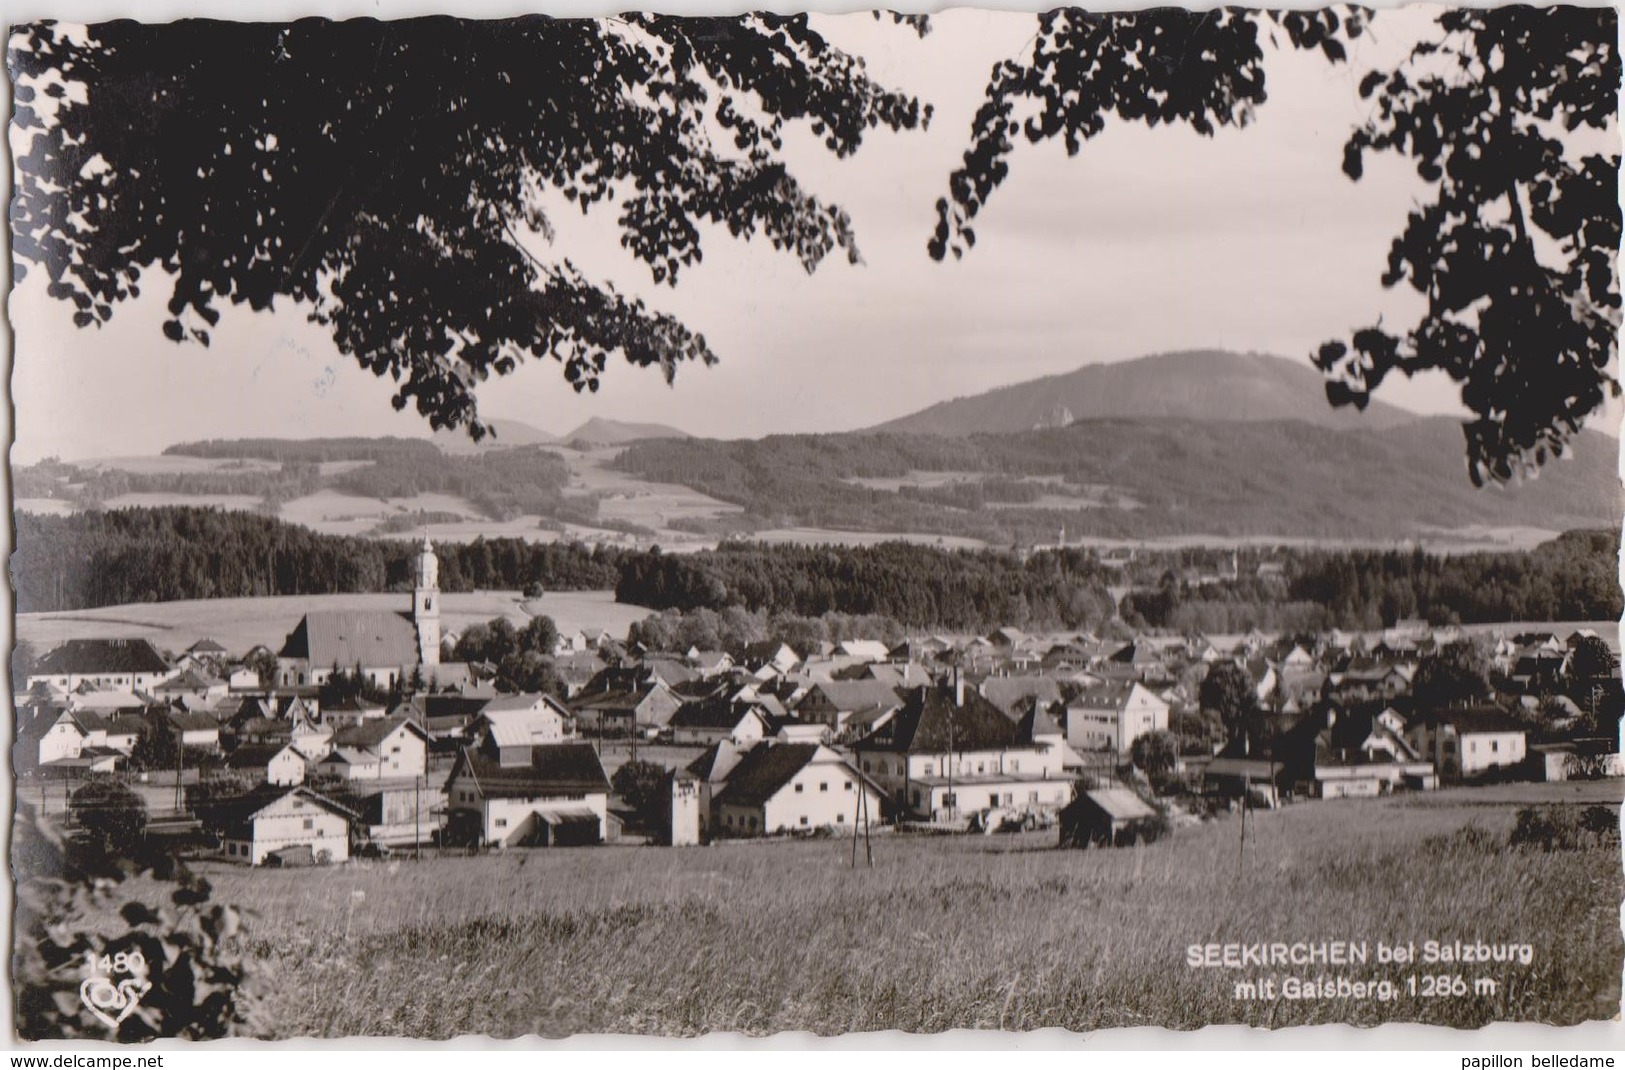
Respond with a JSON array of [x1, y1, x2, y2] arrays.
[[870, 350, 1418, 435], [613, 417, 1622, 541], [14, 508, 1620, 633], [13, 509, 622, 614]]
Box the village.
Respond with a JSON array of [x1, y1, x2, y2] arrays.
[[14, 538, 1624, 866]]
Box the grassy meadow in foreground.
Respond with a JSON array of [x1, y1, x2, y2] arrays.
[[178, 780, 1625, 1039]]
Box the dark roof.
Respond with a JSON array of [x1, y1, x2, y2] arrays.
[[212, 786, 359, 839], [1429, 705, 1529, 734], [980, 676, 1064, 714], [854, 686, 1027, 753], [165, 710, 222, 733], [225, 742, 295, 769], [686, 742, 725, 779], [802, 680, 903, 712], [34, 639, 169, 677], [1016, 701, 1065, 741], [232, 716, 293, 740], [668, 697, 759, 731], [712, 743, 819, 808], [154, 668, 224, 691], [187, 638, 229, 654], [453, 742, 610, 798], [334, 715, 423, 749]]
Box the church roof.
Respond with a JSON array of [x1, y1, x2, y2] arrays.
[[278, 610, 420, 670]]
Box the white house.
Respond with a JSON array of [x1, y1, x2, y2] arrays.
[[329, 716, 429, 779], [666, 698, 772, 747], [314, 747, 383, 781], [224, 742, 307, 786], [852, 684, 1072, 821], [473, 693, 575, 746], [711, 741, 884, 837], [26, 710, 86, 767], [219, 787, 355, 866], [28, 638, 174, 693], [1407, 706, 1529, 779], [1063, 682, 1170, 755], [443, 739, 612, 848]]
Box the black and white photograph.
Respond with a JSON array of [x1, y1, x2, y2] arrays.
[[6, 0, 1623, 1046]]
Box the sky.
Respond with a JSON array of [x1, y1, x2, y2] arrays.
[[8, 2, 1622, 463]]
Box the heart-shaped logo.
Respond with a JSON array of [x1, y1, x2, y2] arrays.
[[79, 976, 152, 1031]]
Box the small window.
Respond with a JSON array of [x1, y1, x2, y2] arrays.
[[799, 816, 809, 826], [837, 814, 845, 823], [1491, 741, 1499, 753], [302, 818, 314, 830], [923, 763, 934, 776], [794, 783, 804, 793], [819, 782, 828, 793], [844, 781, 853, 791], [495, 818, 507, 828], [748, 816, 757, 829]]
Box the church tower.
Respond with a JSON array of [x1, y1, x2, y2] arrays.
[[414, 536, 441, 666]]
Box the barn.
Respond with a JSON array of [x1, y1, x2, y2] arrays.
[[1058, 788, 1161, 848]]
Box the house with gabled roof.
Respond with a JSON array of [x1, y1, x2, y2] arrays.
[[570, 679, 681, 736], [216, 785, 357, 866], [852, 683, 1072, 821], [686, 738, 752, 836], [224, 741, 307, 786], [792, 680, 904, 736], [1063, 681, 1170, 756], [327, 715, 429, 779], [16, 709, 89, 772], [835, 639, 891, 663], [1406, 705, 1529, 779], [667, 697, 773, 747], [29, 638, 173, 693], [711, 741, 883, 837], [474, 693, 575, 747], [443, 739, 611, 848], [152, 667, 229, 704], [160, 708, 224, 750]]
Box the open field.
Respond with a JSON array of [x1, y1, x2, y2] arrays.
[[158, 779, 1622, 1037], [746, 528, 994, 550], [104, 493, 264, 512], [556, 446, 744, 531], [277, 490, 483, 537], [80, 456, 282, 475], [16, 590, 651, 655]]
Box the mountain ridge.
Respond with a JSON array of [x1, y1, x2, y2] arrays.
[[870, 349, 1423, 436]]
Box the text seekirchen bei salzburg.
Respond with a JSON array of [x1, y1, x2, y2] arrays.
[[1186, 940, 1535, 968]]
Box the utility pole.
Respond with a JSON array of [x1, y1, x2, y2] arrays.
[[414, 773, 422, 860], [173, 723, 183, 813]]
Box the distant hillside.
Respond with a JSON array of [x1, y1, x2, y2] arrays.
[[433, 418, 556, 453], [614, 416, 1622, 542], [871, 350, 1420, 436], [563, 416, 691, 447]]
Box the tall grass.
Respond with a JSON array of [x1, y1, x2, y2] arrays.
[[184, 783, 1621, 1038]]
